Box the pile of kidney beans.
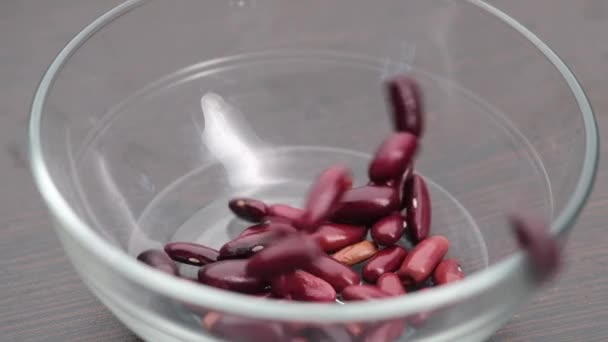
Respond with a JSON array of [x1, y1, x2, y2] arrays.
[[136, 75, 560, 342]]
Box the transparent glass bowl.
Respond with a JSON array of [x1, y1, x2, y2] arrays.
[[30, 0, 598, 341]]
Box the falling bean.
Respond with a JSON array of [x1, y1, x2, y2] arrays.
[[376, 273, 406, 296], [310, 223, 367, 253], [164, 242, 219, 266], [198, 259, 268, 294], [219, 227, 293, 260], [331, 186, 400, 225], [341, 284, 390, 301], [267, 204, 305, 223], [300, 165, 353, 231], [136, 249, 178, 275], [246, 233, 322, 279], [403, 174, 432, 242], [385, 75, 425, 137], [332, 240, 378, 266], [362, 246, 408, 283], [304, 254, 361, 292], [272, 270, 337, 302], [433, 259, 465, 286], [238, 221, 297, 238], [370, 213, 406, 247], [368, 133, 418, 184], [229, 198, 268, 223], [397, 236, 449, 285]]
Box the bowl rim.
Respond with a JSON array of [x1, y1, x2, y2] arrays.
[[29, 0, 599, 322]]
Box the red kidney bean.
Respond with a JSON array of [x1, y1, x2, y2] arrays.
[[403, 174, 432, 242], [198, 259, 268, 293], [332, 240, 378, 266], [229, 198, 268, 223], [310, 223, 366, 253], [164, 242, 219, 266], [331, 186, 400, 225], [136, 249, 178, 275], [397, 236, 449, 285], [246, 233, 322, 279], [368, 133, 418, 184], [376, 273, 406, 296], [370, 213, 406, 246], [219, 227, 293, 260], [304, 254, 361, 292], [341, 284, 390, 301], [433, 259, 465, 285], [362, 246, 408, 283], [509, 214, 561, 281], [209, 314, 287, 342], [271, 270, 337, 302], [267, 204, 305, 223], [385, 75, 425, 137], [300, 165, 353, 231], [361, 319, 406, 342], [238, 221, 297, 238]]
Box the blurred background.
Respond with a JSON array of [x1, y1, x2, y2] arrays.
[[1, 0, 607, 341]]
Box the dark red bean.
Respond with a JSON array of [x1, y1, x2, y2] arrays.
[[271, 270, 337, 302], [198, 259, 268, 293], [397, 236, 449, 285], [377, 273, 406, 296], [238, 221, 297, 238], [300, 165, 353, 231], [229, 198, 268, 223], [433, 259, 465, 285], [219, 227, 293, 260], [368, 133, 418, 184], [209, 314, 286, 342], [403, 174, 432, 242], [246, 233, 322, 279], [396, 162, 414, 204], [362, 246, 408, 283], [136, 249, 178, 275], [331, 186, 400, 225], [267, 204, 305, 223], [370, 213, 406, 246], [164, 242, 219, 266], [341, 284, 390, 301], [310, 223, 366, 253], [360, 319, 406, 342], [385, 75, 425, 136], [304, 254, 361, 292], [509, 214, 561, 281]]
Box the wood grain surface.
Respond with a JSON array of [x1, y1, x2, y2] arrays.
[[1, 0, 607, 341]]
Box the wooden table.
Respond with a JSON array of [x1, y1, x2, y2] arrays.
[[1, 1, 607, 341]]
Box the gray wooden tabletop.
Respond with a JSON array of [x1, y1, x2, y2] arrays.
[[1, 1, 607, 341]]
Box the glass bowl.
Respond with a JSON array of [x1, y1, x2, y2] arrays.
[[30, 0, 598, 341]]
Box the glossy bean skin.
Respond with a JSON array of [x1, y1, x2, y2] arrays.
[[433, 259, 465, 285], [403, 174, 432, 242], [397, 236, 449, 285], [310, 223, 367, 253], [332, 240, 378, 266], [362, 246, 408, 283], [300, 165, 353, 231], [267, 204, 305, 223], [229, 198, 268, 223], [510, 214, 561, 280], [136, 249, 178, 275], [368, 133, 418, 184], [361, 319, 406, 342], [370, 213, 406, 246], [219, 227, 292, 260], [377, 273, 406, 296], [304, 255, 361, 292], [238, 221, 297, 238], [164, 242, 219, 266], [246, 234, 322, 279], [198, 259, 268, 294], [331, 186, 400, 225], [272, 270, 337, 302], [341, 284, 390, 301], [385, 75, 425, 137], [208, 314, 287, 342]]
